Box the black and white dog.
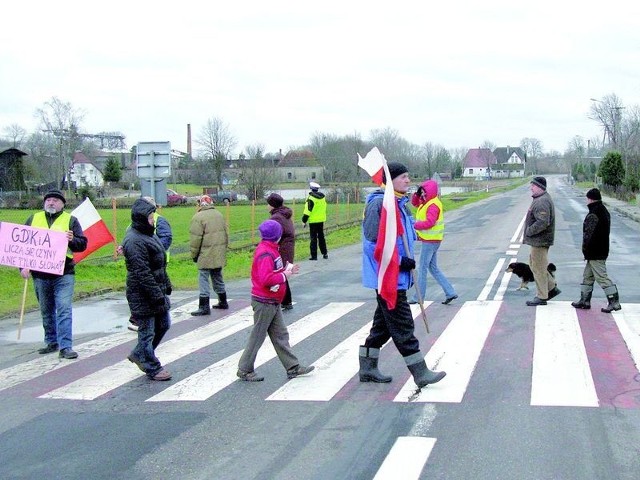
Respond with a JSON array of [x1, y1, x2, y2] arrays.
[[506, 262, 556, 290]]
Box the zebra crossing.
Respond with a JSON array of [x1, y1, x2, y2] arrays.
[[1, 299, 640, 409]]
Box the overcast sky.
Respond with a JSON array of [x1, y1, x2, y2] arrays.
[[1, 1, 638, 156]]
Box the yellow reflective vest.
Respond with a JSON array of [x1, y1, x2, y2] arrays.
[[31, 211, 73, 258], [415, 197, 444, 241], [303, 195, 327, 223]]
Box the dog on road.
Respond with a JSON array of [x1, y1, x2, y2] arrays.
[[506, 262, 556, 290]]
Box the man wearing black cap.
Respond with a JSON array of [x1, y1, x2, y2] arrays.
[[21, 189, 88, 359], [571, 188, 621, 312], [359, 162, 446, 388], [302, 181, 328, 260], [523, 176, 560, 306]]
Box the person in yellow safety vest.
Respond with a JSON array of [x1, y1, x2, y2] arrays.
[[301, 181, 328, 260], [409, 179, 458, 305], [21, 189, 88, 359], [118, 196, 173, 331]]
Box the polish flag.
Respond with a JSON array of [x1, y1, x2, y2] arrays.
[[357, 147, 403, 309], [357, 146, 385, 186], [71, 198, 115, 263]]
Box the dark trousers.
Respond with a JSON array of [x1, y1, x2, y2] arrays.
[[131, 311, 171, 377], [364, 290, 420, 357], [282, 278, 292, 306], [309, 222, 327, 259]]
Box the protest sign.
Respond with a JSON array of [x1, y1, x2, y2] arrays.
[[0, 222, 69, 275]]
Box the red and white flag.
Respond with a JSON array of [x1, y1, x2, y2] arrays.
[[71, 198, 115, 263], [357, 147, 404, 309]]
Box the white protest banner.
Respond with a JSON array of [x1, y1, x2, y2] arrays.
[[0, 222, 69, 275]]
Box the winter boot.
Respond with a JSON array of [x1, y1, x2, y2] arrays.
[[191, 296, 211, 316], [212, 292, 229, 310], [358, 346, 392, 383], [405, 352, 446, 388], [571, 284, 593, 309], [601, 285, 621, 313]]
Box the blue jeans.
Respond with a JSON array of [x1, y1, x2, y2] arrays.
[[198, 268, 226, 297], [130, 310, 171, 377], [411, 242, 456, 303], [33, 274, 75, 350]]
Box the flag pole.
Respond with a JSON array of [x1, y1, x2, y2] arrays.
[[17, 277, 29, 340], [401, 233, 429, 334]]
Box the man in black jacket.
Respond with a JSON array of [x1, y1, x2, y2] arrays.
[[571, 188, 621, 313], [123, 198, 173, 381], [21, 189, 87, 359]]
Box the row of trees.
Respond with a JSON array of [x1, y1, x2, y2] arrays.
[[2, 93, 639, 199]]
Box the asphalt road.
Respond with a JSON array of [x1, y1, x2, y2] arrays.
[[1, 175, 639, 480]]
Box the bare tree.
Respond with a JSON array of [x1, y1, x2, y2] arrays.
[[3, 124, 27, 148], [35, 97, 86, 189], [239, 143, 276, 201], [520, 137, 543, 175], [589, 93, 625, 149], [196, 117, 237, 189]]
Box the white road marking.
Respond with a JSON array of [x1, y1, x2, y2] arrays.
[[612, 304, 640, 369], [531, 302, 598, 407], [395, 301, 501, 403], [373, 436, 436, 480], [147, 302, 363, 402], [477, 259, 506, 301]]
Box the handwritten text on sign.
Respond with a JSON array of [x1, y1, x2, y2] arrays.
[[0, 222, 68, 275]]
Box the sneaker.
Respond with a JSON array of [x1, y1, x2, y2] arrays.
[[127, 324, 139, 332], [442, 295, 458, 305], [58, 348, 78, 359], [38, 343, 58, 354], [237, 370, 264, 382], [287, 365, 315, 379], [127, 354, 145, 372], [150, 369, 172, 381], [526, 297, 548, 306]]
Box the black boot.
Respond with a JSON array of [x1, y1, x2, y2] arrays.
[[571, 284, 593, 309], [212, 292, 229, 309], [358, 346, 392, 383], [191, 296, 211, 316], [405, 353, 446, 388], [601, 285, 621, 313]]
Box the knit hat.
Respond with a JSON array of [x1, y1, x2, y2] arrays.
[[309, 182, 321, 191], [531, 176, 547, 190], [266, 193, 284, 208], [43, 189, 66, 205], [383, 162, 409, 183], [586, 188, 602, 201], [199, 195, 213, 205], [259, 219, 282, 241]]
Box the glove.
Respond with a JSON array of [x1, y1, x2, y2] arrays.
[[416, 186, 424, 197], [399, 256, 416, 272], [155, 296, 171, 314], [166, 285, 172, 296], [192, 254, 199, 263]]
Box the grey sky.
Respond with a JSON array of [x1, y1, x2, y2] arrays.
[[1, 1, 638, 156]]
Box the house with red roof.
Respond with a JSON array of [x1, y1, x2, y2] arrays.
[[462, 148, 497, 178]]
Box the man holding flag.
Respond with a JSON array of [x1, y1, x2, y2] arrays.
[[358, 150, 446, 388], [21, 189, 88, 359]]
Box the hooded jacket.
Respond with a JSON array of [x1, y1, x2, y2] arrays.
[[411, 180, 444, 242], [122, 199, 172, 318], [582, 200, 610, 260], [361, 189, 416, 290], [269, 205, 295, 264]]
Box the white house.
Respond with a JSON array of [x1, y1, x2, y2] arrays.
[[69, 151, 104, 188]]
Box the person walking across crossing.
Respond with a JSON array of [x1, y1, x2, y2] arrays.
[[237, 220, 314, 382], [302, 181, 328, 260], [571, 188, 622, 312], [359, 162, 446, 388], [266, 193, 296, 310], [123, 198, 173, 381], [190, 195, 229, 315]]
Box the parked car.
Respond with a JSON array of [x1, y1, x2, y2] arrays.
[[204, 190, 238, 204], [166, 189, 188, 206]]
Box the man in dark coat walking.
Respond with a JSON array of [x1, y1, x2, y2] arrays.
[[571, 188, 621, 312], [123, 198, 173, 381]]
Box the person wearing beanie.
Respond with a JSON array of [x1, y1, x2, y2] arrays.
[[409, 179, 458, 305], [302, 181, 328, 260], [237, 220, 314, 381], [267, 193, 296, 310], [189, 194, 229, 315], [122, 198, 173, 381], [360, 161, 446, 389], [523, 176, 560, 306], [21, 189, 88, 359], [572, 188, 621, 312]]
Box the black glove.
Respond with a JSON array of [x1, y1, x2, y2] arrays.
[[155, 296, 171, 314], [416, 186, 424, 197], [193, 254, 199, 263], [166, 285, 172, 296], [399, 256, 416, 272]]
